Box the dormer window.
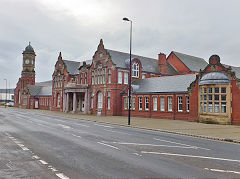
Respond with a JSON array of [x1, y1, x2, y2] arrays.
[[132, 62, 139, 78]]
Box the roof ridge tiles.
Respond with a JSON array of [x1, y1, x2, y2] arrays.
[[63, 59, 80, 63]]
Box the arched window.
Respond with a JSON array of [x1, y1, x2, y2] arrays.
[[18, 91, 21, 104], [97, 92, 103, 109], [57, 93, 61, 107], [132, 62, 139, 78]]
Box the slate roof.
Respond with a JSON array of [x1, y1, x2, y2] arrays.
[[132, 74, 196, 94], [223, 64, 240, 79], [166, 62, 179, 75], [78, 60, 92, 70], [106, 49, 160, 73], [173, 51, 208, 72], [63, 60, 81, 75], [199, 72, 230, 85], [28, 86, 52, 96], [36, 80, 52, 86], [25, 44, 34, 52]]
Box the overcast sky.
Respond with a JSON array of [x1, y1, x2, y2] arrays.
[[0, 0, 240, 89]]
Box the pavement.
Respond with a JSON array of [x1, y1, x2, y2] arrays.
[[14, 107, 240, 144]]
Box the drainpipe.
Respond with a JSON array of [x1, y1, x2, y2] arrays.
[[173, 93, 176, 120], [149, 94, 152, 118]]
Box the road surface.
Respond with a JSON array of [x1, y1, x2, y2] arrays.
[[0, 107, 240, 178]]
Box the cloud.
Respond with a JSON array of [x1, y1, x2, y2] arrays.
[[0, 0, 240, 88]]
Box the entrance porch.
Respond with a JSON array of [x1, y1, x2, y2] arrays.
[[63, 87, 90, 114]]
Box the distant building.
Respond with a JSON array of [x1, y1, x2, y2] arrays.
[[14, 41, 240, 125], [0, 89, 14, 103]]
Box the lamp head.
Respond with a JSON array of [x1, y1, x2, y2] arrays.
[[123, 17, 130, 21]]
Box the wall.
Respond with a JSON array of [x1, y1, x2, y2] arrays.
[[167, 53, 191, 74], [231, 80, 240, 125], [122, 93, 190, 121]]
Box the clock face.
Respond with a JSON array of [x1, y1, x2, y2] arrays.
[[25, 59, 30, 64]]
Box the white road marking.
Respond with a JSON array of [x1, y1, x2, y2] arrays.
[[21, 147, 29, 151], [18, 144, 25, 147], [94, 124, 114, 128], [58, 124, 71, 129], [48, 166, 58, 172], [105, 142, 197, 149], [32, 155, 40, 159], [14, 140, 22, 144], [74, 123, 89, 127], [154, 138, 210, 150], [72, 134, 82, 138], [133, 153, 142, 156], [141, 151, 240, 163], [104, 129, 132, 135], [56, 173, 70, 179], [39, 160, 48, 165], [205, 168, 240, 174], [97, 142, 119, 150]]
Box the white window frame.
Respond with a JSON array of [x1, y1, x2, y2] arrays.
[[153, 97, 157, 111], [145, 97, 149, 110], [57, 94, 60, 107], [124, 72, 128, 84], [168, 96, 173, 112], [132, 62, 139, 78], [139, 97, 142, 110], [85, 72, 87, 84], [92, 71, 94, 85], [97, 92, 103, 109], [186, 96, 189, 112], [118, 71, 123, 84], [107, 91, 111, 110], [102, 69, 105, 84], [132, 97, 135, 110], [178, 96, 183, 112], [108, 69, 111, 84], [160, 97, 165, 112], [124, 97, 128, 110]]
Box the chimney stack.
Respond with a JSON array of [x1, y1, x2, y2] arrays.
[[158, 53, 167, 74]]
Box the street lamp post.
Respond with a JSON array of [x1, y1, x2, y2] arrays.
[[123, 17, 132, 125], [4, 79, 7, 104]]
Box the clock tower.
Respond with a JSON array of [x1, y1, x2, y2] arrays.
[[21, 42, 36, 87]]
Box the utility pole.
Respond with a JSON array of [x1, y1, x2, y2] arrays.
[[4, 79, 7, 104]]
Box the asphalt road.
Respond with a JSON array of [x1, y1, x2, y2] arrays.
[[0, 107, 240, 179]]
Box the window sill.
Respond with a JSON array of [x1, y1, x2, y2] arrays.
[[200, 113, 228, 116]]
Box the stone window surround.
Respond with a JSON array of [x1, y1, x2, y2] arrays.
[[199, 84, 229, 115]]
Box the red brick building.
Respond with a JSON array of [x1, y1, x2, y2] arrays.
[[188, 55, 240, 125], [122, 55, 240, 125], [15, 41, 240, 125], [14, 43, 52, 110]]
